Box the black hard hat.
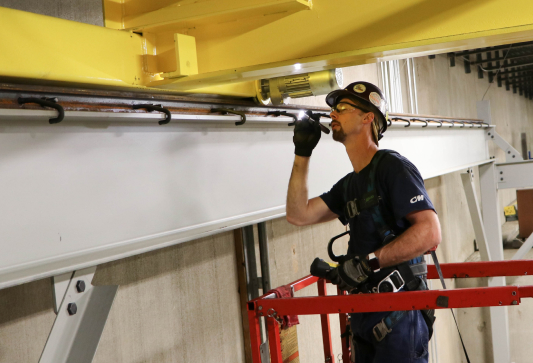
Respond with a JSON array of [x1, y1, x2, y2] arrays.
[[326, 81, 389, 137]]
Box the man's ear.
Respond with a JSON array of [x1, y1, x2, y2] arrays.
[[363, 112, 375, 125]]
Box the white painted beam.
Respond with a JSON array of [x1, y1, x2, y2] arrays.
[[461, 170, 492, 261], [0, 112, 490, 289], [496, 160, 533, 189]]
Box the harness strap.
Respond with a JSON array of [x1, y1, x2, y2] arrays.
[[372, 278, 430, 342]]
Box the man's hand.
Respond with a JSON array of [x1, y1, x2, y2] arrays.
[[293, 115, 321, 157], [335, 257, 373, 290], [310, 257, 373, 291]]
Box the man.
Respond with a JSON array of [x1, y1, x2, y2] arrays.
[[286, 82, 441, 363]]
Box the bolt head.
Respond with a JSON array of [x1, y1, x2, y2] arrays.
[[67, 303, 77, 315], [508, 151, 511, 154], [501, 178, 504, 181], [512, 300, 518, 305], [76, 280, 86, 293]]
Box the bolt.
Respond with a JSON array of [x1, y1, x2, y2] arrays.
[[258, 306, 263, 311], [76, 280, 86, 293], [508, 151, 511, 154], [513, 155, 516, 158], [500, 171, 503, 174], [512, 300, 518, 305], [488, 133, 491, 135], [491, 136, 494, 139], [512, 291, 517, 296], [501, 178, 504, 181], [67, 303, 77, 315], [499, 301, 503, 305]]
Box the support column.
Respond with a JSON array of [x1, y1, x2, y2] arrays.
[[461, 169, 492, 261], [39, 267, 118, 363], [479, 162, 510, 363], [477, 100, 510, 363]]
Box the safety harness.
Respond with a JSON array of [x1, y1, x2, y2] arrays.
[[336, 149, 470, 362], [340, 149, 436, 342]]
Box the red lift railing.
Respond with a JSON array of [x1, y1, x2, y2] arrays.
[[247, 260, 533, 363]]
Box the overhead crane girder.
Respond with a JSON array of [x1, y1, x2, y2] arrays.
[[3, 1, 533, 94]]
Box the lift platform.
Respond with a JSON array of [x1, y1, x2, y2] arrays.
[[247, 260, 533, 363]]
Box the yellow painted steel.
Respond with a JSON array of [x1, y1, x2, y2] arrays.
[[161, 34, 199, 78], [121, 0, 311, 32], [0, 6, 255, 96], [0, 7, 148, 88], [148, 0, 533, 90], [5, 1, 533, 96]]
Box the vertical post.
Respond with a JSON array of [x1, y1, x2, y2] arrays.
[[338, 289, 351, 363], [235, 229, 253, 363], [479, 162, 510, 363], [258, 222, 271, 292], [267, 317, 283, 363], [243, 225, 260, 300], [521, 132, 528, 160], [318, 279, 334, 363], [248, 306, 263, 363], [478, 101, 510, 363]]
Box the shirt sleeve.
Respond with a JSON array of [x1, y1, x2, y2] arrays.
[[380, 153, 435, 224], [319, 174, 349, 225]]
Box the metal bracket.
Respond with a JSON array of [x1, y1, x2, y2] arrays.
[[487, 128, 523, 162], [133, 104, 172, 125], [211, 108, 246, 125], [18, 97, 65, 124], [40, 267, 118, 363], [266, 110, 297, 126]]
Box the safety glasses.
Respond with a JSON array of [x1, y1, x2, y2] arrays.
[[330, 102, 370, 115]]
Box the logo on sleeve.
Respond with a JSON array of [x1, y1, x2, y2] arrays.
[[410, 195, 424, 204]]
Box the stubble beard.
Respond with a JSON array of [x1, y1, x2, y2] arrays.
[[332, 126, 347, 143]]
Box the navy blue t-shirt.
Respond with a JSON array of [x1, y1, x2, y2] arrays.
[[320, 150, 435, 260]]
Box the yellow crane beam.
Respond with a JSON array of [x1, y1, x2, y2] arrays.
[[3, 1, 533, 95]]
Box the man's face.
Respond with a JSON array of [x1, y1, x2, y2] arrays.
[[330, 98, 374, 143]]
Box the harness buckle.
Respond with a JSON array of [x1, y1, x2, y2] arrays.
[[372, 319, 392, 342], [376, 270, 405, 293]]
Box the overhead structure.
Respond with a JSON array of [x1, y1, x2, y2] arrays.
[[3, 1, 533, 97], [445, 40, 533, 99]]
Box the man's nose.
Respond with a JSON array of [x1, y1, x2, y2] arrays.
[[330, 111, 337, 120]]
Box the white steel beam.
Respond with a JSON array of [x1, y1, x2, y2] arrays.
[[477, 101, 510, 363], [51, 272, 74, 315], [460, 170, 492, 261], [479, 162, 510, 363], [0, 110, 490, 290], [496, 160, 533, 189], [40, 267, 118, 363], [511, 233, 533, 261]]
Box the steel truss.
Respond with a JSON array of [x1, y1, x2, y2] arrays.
[[248, 261, 533, 363]]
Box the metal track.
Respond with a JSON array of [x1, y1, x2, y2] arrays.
[[0, 83, 489, 129]]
